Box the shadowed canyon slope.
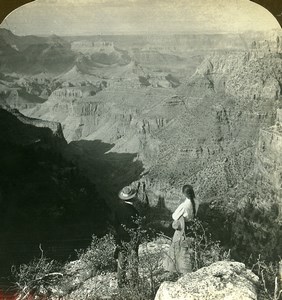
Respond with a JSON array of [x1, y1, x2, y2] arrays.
[[0, 107, 113, 283], [1, 29, 282, 259]]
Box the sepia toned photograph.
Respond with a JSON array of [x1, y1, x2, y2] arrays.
[[0, 0, 281, 299]]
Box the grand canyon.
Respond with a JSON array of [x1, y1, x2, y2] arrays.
[[0, 1, 281, 298]]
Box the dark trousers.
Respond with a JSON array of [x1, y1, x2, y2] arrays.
[[117, 246, 139, 287]]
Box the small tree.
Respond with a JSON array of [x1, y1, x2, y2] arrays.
[[187, 219, 231, 271], [250, 256, 282, 300]]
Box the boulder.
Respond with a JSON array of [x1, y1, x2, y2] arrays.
[[154, 261, 259, 300]]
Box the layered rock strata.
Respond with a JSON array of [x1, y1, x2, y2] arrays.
[[255, 108, 282, 217]]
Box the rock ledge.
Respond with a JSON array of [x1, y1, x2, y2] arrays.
[[155, 261, 259, 300]]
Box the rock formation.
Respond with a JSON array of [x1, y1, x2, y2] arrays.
[[155, 261, 259, 300], [2, 105, 65, 139], [2, 30, 282, 259], [0, 106, 109, 285], [0, 29, 75, 74], [255, 108, 282, 211], [2, 29, 282, 299]]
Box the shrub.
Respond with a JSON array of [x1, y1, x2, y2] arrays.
[[114, 240, 167, 300], [248, 255, 282, 300], [76, 233, 116, 274], [11, 219, 231, 300], [187, 219, 231, 271], [110, 217, 167, 300], [11, 247, 63, 299], [114, 218, 230, 300]]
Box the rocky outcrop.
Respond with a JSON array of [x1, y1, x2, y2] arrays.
[[189, 31, 282, 100], [191, 51, 282, 100], [26, 84, 178, 143], [51, 88, 83, 99], [3, 88, 47, 109], [36, 239, 170, 299], [226, 55, 281, 100], [17, 32, 282, 260], [255, 108, 282, 217], [250, 30, 282, 58], [2, 105, 65, 139], [155, 261, 259, 300], [71, 40, 115, 54]]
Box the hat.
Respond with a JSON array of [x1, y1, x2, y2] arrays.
[[118, 186, 137, 200]]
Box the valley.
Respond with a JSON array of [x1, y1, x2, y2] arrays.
[[0, 27, 282, 272]]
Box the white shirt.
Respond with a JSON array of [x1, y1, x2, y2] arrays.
[[172, 198, 199, 221]]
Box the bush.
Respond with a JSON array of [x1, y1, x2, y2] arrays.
[[103, 217, 167, 300], [76, 233, 116, 274], [248, 256, 282, 300], [11, 247, 63, 299], [187, 219, 231, 271], [113, 218, 230, 300], [114, 239, 167, 300], [11, 219, 231, 300]]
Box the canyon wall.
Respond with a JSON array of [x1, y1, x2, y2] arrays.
[[19, 31, 282, 258], [1, 105, 65, 141], [255, 108, 282, 216]]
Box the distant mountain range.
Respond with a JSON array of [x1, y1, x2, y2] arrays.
[[0, 28, 75, 74], [0, 28, 69, 51], [0, 28, 277, 76]]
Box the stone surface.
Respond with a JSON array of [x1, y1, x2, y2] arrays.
[[1, 105, 65, 139], [154, 261, 259, 300], [53, 238, 170, 299]]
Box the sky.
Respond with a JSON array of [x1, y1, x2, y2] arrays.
[[0, 0, 280, 36]]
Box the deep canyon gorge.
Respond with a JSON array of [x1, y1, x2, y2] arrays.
[[0, 27, 282, 292]]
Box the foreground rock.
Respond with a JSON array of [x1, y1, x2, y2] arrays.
[[49, 239, 170, 299], [155, 261, 259, 300]]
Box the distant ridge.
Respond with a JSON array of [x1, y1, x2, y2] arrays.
[[0, 28, 70, 51], [0, 29, 75, 74]]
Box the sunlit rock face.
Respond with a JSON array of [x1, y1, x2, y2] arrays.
[[14, 31, 282, 258], [141, 39, 281, 210], [255, 109, 282, 216], [155, 261, 259, 300], [191, 55, 281, 100], [207, 109, 282, 262], [25, 33, 281, 206]]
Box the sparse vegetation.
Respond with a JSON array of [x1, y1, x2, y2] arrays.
[[11, 246, 63, 300], [247, 255, 282, 300], [1, 27, 282, 300], [76, 234, 117, 274], [12, 218, 231, 300], [185, 219, 231, 271]]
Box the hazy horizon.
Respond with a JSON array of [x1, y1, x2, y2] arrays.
[[3, 27, 282, 38], [0, 0, 280, 36]]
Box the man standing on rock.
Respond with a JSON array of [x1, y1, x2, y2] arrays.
[[112, 186, 141, 288]]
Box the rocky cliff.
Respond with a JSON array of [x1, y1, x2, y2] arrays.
[[190, 51, 281, 100], [2, 105, 65, 139], [241, 108, 282, 257], [0, 106, 109, 282], [188, 29, 282, 100], [255, 108, 282, 208], [155, 261, 259, 300], [18, 32, 282, 259]]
